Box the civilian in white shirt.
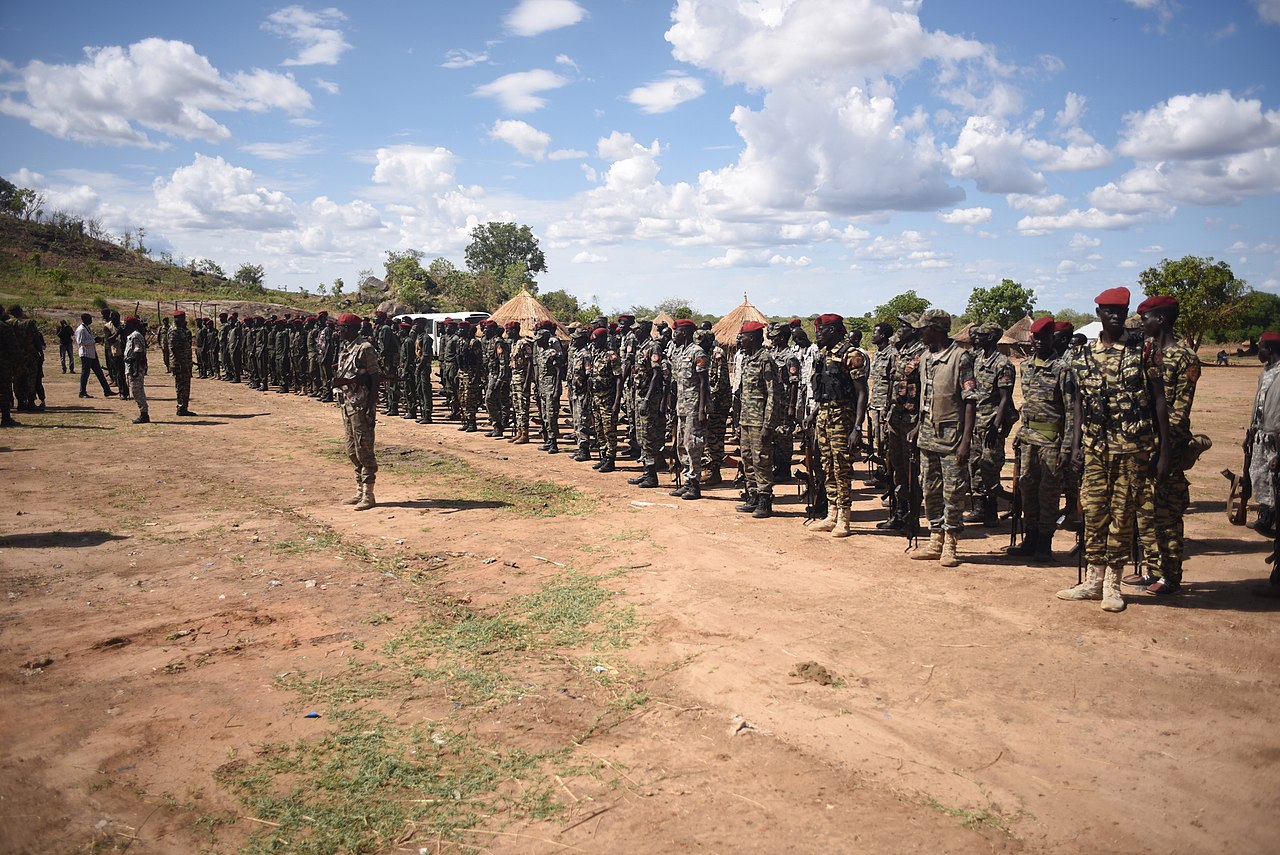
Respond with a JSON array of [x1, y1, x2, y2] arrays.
[[123, 316, 149, 423], [75, 313, 113, 399]]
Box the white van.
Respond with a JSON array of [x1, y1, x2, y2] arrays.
[[392, 311, 491, 355]]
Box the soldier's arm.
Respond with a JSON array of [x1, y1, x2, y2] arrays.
[[956, 354, 978, 464], [1150, 372, 1171, 480]]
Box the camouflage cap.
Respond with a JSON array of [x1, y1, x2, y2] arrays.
[[896, 312, 920, 326], [767, 321, 791, 337], [975, 321, 1003, 336], [1124, 314, 1143, 330], [912, 308, 952, 332]]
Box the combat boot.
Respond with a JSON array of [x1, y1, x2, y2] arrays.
[[735, 491, 758, 513], [537, 435, 551, 451], [875, 515, 905, 531], [464, 420, 478, 432], [177, 407, 196, 417], [572, 448, 592, 462], [547, 440, 560, 455], [1057, 565, 1104, 601], [910, 531, 944, 560], [355, 482, 376, 511], [597, 458, 616, 473], [668, 481, 688, 497], [703, 468, 722, 487], [962, 497, 984, 524], [939, 531, 960, 567], [132, 412, 150, 424], [831, 508, 851, 537], [1032, 531, 1054, 562], [681, 479, 702, 500], [809, 507, 838, 532], [752, 494, 774, 519], [402, 410, 417, 420], [512, 431, 529, 445], [1101, 566, 1126, 612], [342, 479, 363, 505], [983, 498, 999, 527], [1006, 529, 1039, 557], [634, 466, 658, 488], [627, 468, 650, 485]]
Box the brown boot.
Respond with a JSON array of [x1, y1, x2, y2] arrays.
[[809, 507, 838, 532], [939, 531, 960, 567], [831, 508, 852, 537], [1101, 566, 1126, 612], [1057, 565, 1104, 601], [910, 531, 944, 560], [354, 481, 376, 511], [342, 478, 363, 505], [511, 430, 529, 445]]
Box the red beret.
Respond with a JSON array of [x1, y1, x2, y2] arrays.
[[479, 319, 497, 328], [591, 327, 608, 338], [816, 313, 843, 326], [1029, 316, 1054, 335], [504, 321, 519, 330], [534, 320, 556, 331], [337, 313, 362, 327], [442, 317, 454, 323], [1261, 332, 1280, 345], [317, 310, 327, 317], [1136, 294, 1177, 313], [674, 318, 696, 329], [616, 314, 635, 322], [1053, 321, 1074, 333], [1095, 286, 1130, 306], [741, 321, 766, 334], [457, 321, 473, 330], [789, 318, 803, 327], [172, 310, 185, 318], [399, 321, 411, 328], [124, 316, 140, 324]]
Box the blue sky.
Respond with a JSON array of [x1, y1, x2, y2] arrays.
[[3, 0, 1280, 317]]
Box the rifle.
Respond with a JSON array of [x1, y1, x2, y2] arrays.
[[1225, 428, 1254, 526], [1008, 441, 1022, 550], [799, 425, 828, 521], [901, 447, 920, 550]]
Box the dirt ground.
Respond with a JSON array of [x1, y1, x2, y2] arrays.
[[2, 359, 1276, 854]]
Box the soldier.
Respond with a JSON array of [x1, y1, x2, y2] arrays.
[[506, 321, 533, 444], [273, 318, 292, 392], [618, 314, 642, 458], [158, 316, 171, 374], [332, 313, 382, 510], [1247, 332, 1280, 535], [7, 306, 39, 411], [765, 323, 801, 483], [568, 325, 594, 460], [372, 312, 397, 413], [438, 319, 460, 418], [291, 318, 309, 394], [410, 318, 433, 423], [1053, 321, 1075, 359], [1008, 316, 1073, 560], [397, 321, 418, 420], [1126, 295, 1200, 595], [0, 306, 16, 425], [806, 314, 868, 536], [627, 319, 664, 486], [227, 312, 244, 382], [307, 315, 323, 397], [105, 310, 128, 398], [56, 319, 75, 374], [316, 313, 334, 401], [699, 328, 732, 485], [867, 322, 896, 484], [455, 321, 483, 432], [532, 320, 564, 453], [735, 321, 779, 518], [669, 318, 709, 500], [881, 314, 925, 532], [964, 322, 1015, 526], [907, 310, 977, 566], [168, 310, 196, 416], [1058, 287, 1171, 613], [122, 315, 150, 424], [479, 320, 509, 437], [587, 327, 622, 471]]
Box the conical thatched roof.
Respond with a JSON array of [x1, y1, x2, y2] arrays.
[[712, 295, 770, 346], [952, 321, 977, 345], [488, 289, 569, 339], [999, 315, 1034, 346], [652, 310, 677, 329]]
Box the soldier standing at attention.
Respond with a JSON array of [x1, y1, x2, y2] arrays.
[[159, 316, 171, 374], [670, 318, 709, 500], [881, 315, 925, 532], [333, 313, 382, 511], [699, 328, 732, 486], [964, 323, 1015, 526], [735, 321, 778, 518], [568, 325, 594, 460], [168, 310, 196, 417], [0, 307, 16, 426], [123, 316, 150, 424], [617, 314, 641, 459], [455, 321, 482, 432], [273, 318, 292, 392], [1058, 287, 1170, 613], [413, 318, 434, 423], [806, 314, 867, 536], [228, 312, 244, 382], [532, 320, 564, 453], [438, 319, 458, 418], [1008, 316, 1073, 560], [627, 319, 664, 487], [867, 322, 896, 483], [765, 323, 801, 484], [908, 310, 977, 566], [397, 321, 418, 420], [587, 327, 622, 472], [506, 321, 533, 444], [479, 320, 509, 437], [1127, 295, 1199, 595]]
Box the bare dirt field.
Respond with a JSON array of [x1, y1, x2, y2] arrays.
[[1, 359, 1275, 854]]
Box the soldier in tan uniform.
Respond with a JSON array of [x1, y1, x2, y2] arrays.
[[333, 313, 383, 510]]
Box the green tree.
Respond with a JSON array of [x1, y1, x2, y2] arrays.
[[463, 222, 547, 290], [193, 258, 225, 278], [873, 290, 930, 325], [234, 262, 266, 290], [384, 249, 436, 310], [965, 279, 1035, 329], [1048, 307, 1095, 329], [1138, 255, 1250, 350]]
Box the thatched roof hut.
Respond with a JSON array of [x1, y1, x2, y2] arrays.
[[998, 315, 1034, 355], [952, 321, 977, 346], [711, 295, 770, 347], [652, 310, 677, 329], [488, 289, 569, 340]]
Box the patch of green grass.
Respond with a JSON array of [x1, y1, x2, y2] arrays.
[[275, 661, 406, 708], [923, 797, 1025, 837], [272, 529, 342, 555], [608, 527, 646, 542]]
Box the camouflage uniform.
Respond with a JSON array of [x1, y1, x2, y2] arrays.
[[508, 335, 533, 438], [588, 342, 621, 460], [398, 329, 418, 419], [672, 340, 708, 483], [568, 337, 594, 455], [9, 315, 38, 409], [634, 336, 666, 467], [620, 326, 640, 450], [814, 340, 867, 511], [869, 344, 895, 459], [308, 322, 323, 395], [738, 346, 778, 497], [918, 339, 979, 533], [124, 328, 149, 418], [482, 333, 510, 433], [968, 344, 1015, 504], [1138, 340, 1199, 584], [533, 334, 564, 447], [439, 328, 460, 415], [290, 323, 308, 394], [1015, 355, 1075, 536], [375, 322, 398, 412], [168, 322, 194, 413], [337, 334, 382, 489], [768, 341, 801, 480], [415, 330, 434, 422], [700, 331, 732, 475], [227, 319, 244, 382], [886, 338, 925, 516], [0, 313, 16, 423]]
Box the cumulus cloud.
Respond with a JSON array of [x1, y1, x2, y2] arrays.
[[489, 119, 551, 160], [310, 195, 384, 229], [937, 207, 992, 225], [946, 115, 1110, 194], [372, 145, 458, 194], [1069, 233, 1101, 249], [1006, 193, 1067, 214], [153, 154, 296, 229], [1255, 0, 1280, 24], [442, 48, 491, 69], [263, 6, 351, 66], [0, 39, 311, 148], [627, 72, 705, 114], [505, 0, 586, 36], [1016, 208, 1152, 235], [572, 251, 607, 263], [548, 148, 587, 160], [1118, 91, 1280, 160], [473, 69, 569, 112]]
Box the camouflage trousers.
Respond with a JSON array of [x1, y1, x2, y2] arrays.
[[457, 369, 480, 420], [537, 383, 561, 442], [400, 369, 417, 416], [485, 376, 509, 429], [342, 404, 378, 485], [1018, 443, 1065, 534], [416, 365, 433, 418], [592, 392, 618, 459], [510, 372, 529, 433], [867, 407, 885, 461], [128, 372, 148, 415], [886, 416, 922, 515], [816, 403, 854, 509], [571, 390, 592, 449], [921, 448, 965, 532], [702, 404, 728, 472], [173, 368, 191, 411], [636, 396, 664, 465], [1135, 467, 1190, 583], [675, 410, 705, 482], [741, 423, 774, 496], [966, 418, 1006, 500], [1081, 449, 1148, 568]]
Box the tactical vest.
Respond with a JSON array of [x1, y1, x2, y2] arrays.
[[816, 342, 854, 404]]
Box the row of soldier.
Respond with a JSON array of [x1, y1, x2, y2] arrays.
[[0, 304, 46, 425]]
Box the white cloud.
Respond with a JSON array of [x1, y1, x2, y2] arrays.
[[946, 116, 1045, 194], [0, 39, 311, 148], [937, 207, 992, 225], [240, 139, 320, 160], [555, 54, 579, 71], [1016, 208, 1151, 235], [473, 69, 569, 112], [153, 154, 296, 229], [263, 6, 351, 66], [442, 48, 490, 69], [1255, 0, 1280, 24], [372, 145, 458, 195], [1006, 193, 1068, 214], [572, 251, 607, 263], [1069, 233, 1101, 249], [310, 196, 383, 230], [1118, 91, 1280, 160], [315, 78, 340, 95], [1101, 151, 1280, 208], [505, 0, 586, 37], [1140, 245, 1164, 253], [489, 119, 551, 160], [548, 148, 587, 160], [627, 72, 705, 114]]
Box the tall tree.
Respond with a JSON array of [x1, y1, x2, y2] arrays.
[[1138, 255, 1250, 350], [873, 290, 930, 325], [464, 222, 547, 290], [234, 262, 266, 290], [966, 279, 1036, 329], [384, 249, 437, 310]]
